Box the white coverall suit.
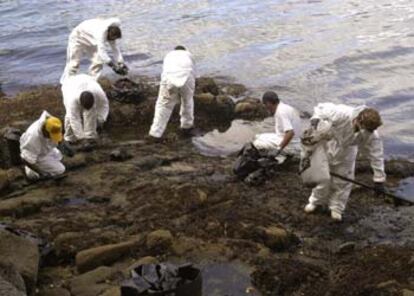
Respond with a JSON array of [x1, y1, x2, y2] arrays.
[[60, 18, 124, 84], [253, 102, 302, 162], [20, 111, 65, 180], [307, 103, 386, 215], [149, 49, 196, 138], [62, 74, 109, 142]]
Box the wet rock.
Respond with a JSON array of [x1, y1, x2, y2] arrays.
[[194, 93, 215, 106], [402, 289, 414, 296], [234, 98, 267, 120], [70, 266, 116, 296], [75, 236, 142, 273], [134, 156, 165, 171], [71, 283, 110, 296], [219, 83, 247, 97], [110, 148, 132, 162], [0, 170, 9, 193], [146, 230, 173, 252], [0, 193, 55, 217], [109, 78, 152, 104], [101, 286, 121, 296], [376, 279, 399, 289], [0, 276, 25, 296], [337, 242, 356, 254], [216, 95, 235, 118], [38, 287, 70, 296], [0, 263, 26, 294], [0, 229, 39, 294], [64, 154, 87, 170], [258, 225, 297, 251], [125, 256, 159, 275], [54, 232, 87, 259], [196, 77, 219, 96]]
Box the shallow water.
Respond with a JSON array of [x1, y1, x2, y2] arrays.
[[394, 176, 414, 203], [1, 0, 414, 156], [202, 261, 261, 296]]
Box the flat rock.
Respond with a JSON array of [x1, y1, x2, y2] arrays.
[[0, 192, 56, 217], [402, 289, 414, 296], [101, 286, 121, 296], [70, 266, 115, 296], [38, 287, 70, 296], [0, 229, 39, 294], [75, 236, 142, 273]]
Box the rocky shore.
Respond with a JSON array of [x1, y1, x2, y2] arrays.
[[1, 76, 414, 296]]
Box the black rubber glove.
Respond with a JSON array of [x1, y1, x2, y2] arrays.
[[58, 141, 75, 158], [374, 182, 386, 197]]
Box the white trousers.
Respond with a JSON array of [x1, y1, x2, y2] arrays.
[[25, 149, 65, 180], [149, 76, 195, 138], [60, 37, 102, 84], [253, 133, 300, 163], [308, 146, 358, 214], [64, 110, 98, 142]]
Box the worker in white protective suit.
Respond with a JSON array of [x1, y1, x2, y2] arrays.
[[253, 91, 302, 163], [60, 17, 128, 84], [20, 111, 65, 180], [302, 103, 386, 221], [62, 74, 109, 144], [148, 45, 196, 140]]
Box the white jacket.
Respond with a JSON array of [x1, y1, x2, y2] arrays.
[[70, 17, 124, 64], [20, 111, 62, 165], [311, 103, 386, 182], [62, 74, 109, 140], [161, 50, 195, 88]]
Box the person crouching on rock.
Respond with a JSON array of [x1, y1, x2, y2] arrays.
[[60, 17, 128, 84], [302, 103, 386, 221], [62, 74, 109, 146], [253, 91, 302, 163], [20, 111, 65, 180], [148, 45, 196, 141]]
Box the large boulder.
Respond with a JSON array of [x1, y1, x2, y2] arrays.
[[0, 229, 39, 294], [196, 77, 219, 96], [75, 236, 142, 273]]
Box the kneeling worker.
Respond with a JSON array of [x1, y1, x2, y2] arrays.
[[62, 74, 109, 144], [20, 111, 65, 180], [253, 91, 302, 162]]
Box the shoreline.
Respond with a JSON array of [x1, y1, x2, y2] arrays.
[[1, 76, 414, 295]]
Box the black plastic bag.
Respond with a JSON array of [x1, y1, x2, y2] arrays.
[[233, 142, 261, 179], [121, 263, 202, 296]]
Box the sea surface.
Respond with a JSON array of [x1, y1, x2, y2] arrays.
[[1, 0, 414, 157]]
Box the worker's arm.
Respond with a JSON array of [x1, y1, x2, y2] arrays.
[[279, 130, 294, 151], [68, 104, 86, 140], [362, 131, 386, 183], [94, 87, 109, 124], [96, 33, 112, 64], [108, 40, 124, 64]]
